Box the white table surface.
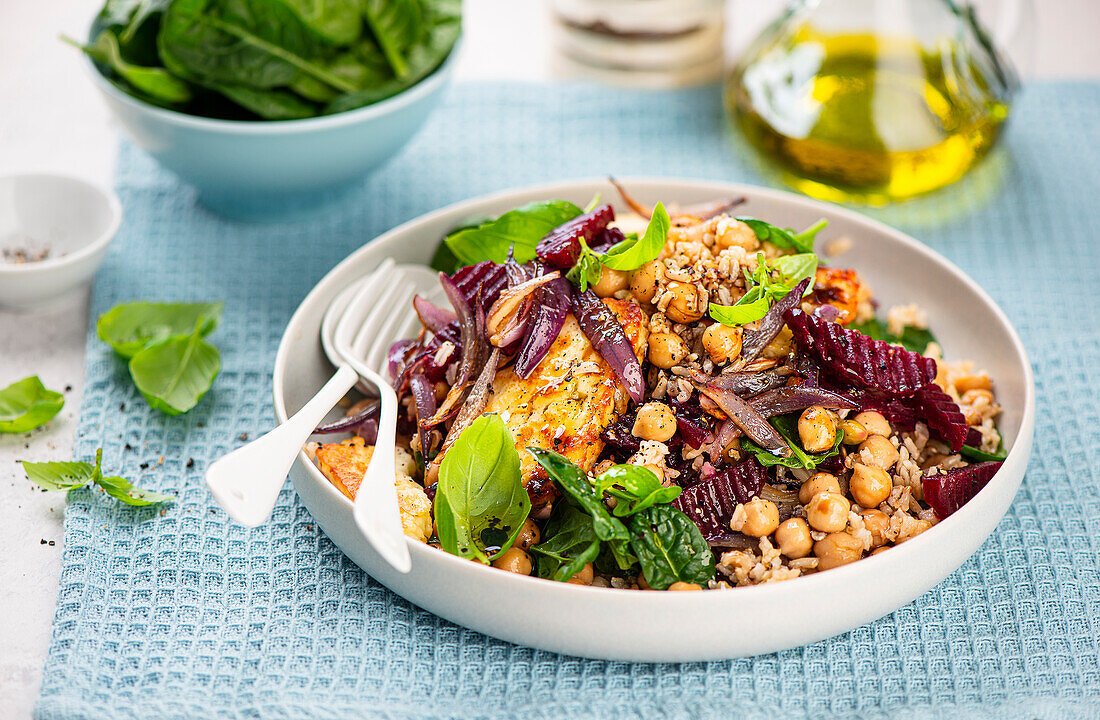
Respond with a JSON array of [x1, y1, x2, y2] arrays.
[[2, 1, 1098, 717]]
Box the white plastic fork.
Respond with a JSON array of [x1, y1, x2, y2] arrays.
[[206, 259, 439, 574]]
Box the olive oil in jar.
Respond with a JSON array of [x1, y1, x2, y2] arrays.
[[728, 30, 1012, 204]]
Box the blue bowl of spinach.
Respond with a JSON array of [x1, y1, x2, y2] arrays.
[[70, 0, 461, 220]]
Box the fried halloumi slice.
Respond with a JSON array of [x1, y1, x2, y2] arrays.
[[306, 437, 432, 542], [807, 266, 868, 326], [483, 297, 648, 497]]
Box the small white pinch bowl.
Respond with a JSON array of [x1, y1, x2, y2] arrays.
[[272, 179, 1035, 662], [0, 172, 121, 311]]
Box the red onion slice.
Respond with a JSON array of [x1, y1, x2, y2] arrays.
[[694, 381, 788, 454], [536, 205, 614, 269], [571, 290, 645, 403], [409, 373, 437, 458], [413, 295, 456, 333], [747, 386, 858, 419], [314, 399, 379, 434], [514, 277, 572, 378], [739, 277, 812, 366]]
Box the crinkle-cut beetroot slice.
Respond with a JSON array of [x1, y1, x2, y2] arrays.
[[907, 383, 969, 452], [785, 309, 937, 397], [922, 461, 1002, 519], [672, 457, 767, 539], [535, 204, 614, 269]]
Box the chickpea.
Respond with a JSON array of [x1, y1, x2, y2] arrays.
[[648, 332, 688, 369], [798, 406, 838, 454], [806, 491, 851, 533], [740, 498, 780, 537], [961, 388, 994, 406], [814, 531, 864, 570], [567, 562, 595, 585], [668, 581, 703, 591], [762, 326, 794, 359], [860, 509, 891, 548], [665, 281, 707, 324], [955, 374, 992, 394], [854, 411, 891, 437], [798, 472, 841, 504], [492, 547, 532, 575], [850, 463, 893, 508], [715, 219, 758, 250], [630, 260, 663, 304], [701, 323, 743, 365], [859, 435, 899, 470], [839, 419, 868, 445], [632, 401, 677, 442], [870, 546, 890, 556], [775, 517, 813, 559], [515, 517, 541, 550], [592, 266, 630, 298]]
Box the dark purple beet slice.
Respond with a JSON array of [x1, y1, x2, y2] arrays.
[[535, 204, 614, 269], [452, 261, 508, 309], [966, 426, 983, 447], [922, 461, 1002, 519], [785, 308, 937, 397], [589, 226, 625, 253], [906, 383, 969, 452], [672, 457, 768, 539], [600, 412, 641, 455]]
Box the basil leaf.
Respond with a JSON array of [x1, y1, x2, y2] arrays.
[[0, 376, 65, 433], [769, 253, 818, 295], [128, 322, 221, 415], [629, 505, 713, 590], [529, 504, 601, 581], [442, 200, 583, 267], [742, 414, 844, 470], [708, 288, 771, 327], [95, 474, 176, 506], [850, 318, 938, 354], [97, 301, 223, 358], [593, 464, 681, 517], [565, 242, 603, 291], [738, 217, 824, 254], [528, 448, 629, 543], [434, 414, 530, 563], [600, 202, 671, 271], [23, 459, 95, 492]]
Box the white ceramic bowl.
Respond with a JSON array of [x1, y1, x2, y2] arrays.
[[0, 172, 121, 311], [272, 179, 1035, 662]]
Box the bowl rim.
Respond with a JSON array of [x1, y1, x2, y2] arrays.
[[0, 171, 122, 276], [83, 33, 461, 135], [272, 176, 1036, 603]]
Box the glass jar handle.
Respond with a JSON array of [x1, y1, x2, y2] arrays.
[[963, 0, 1036, 78]]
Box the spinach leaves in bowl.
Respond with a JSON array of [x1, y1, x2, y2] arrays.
[[66, 0, 461, 121]]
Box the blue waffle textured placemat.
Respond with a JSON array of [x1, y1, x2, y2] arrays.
[[35, 81, 1100, 720]]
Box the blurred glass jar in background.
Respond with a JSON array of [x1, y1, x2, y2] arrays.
[[550, 0, 725, 87], [726, 0, 1034, 204]]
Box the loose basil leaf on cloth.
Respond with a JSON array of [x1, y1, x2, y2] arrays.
[[600, 202, 671, 271], [529, 504, 601, 581], [23, 448, 174, 506], [742, 413, 844, 470], [128, 321, 222, 415], [97, 301, 223, 358], [629, 504, 714, 590], [850, 318, 938, 354], [434, 414, 530, 563], [442, 200, 583, 266], [0, 376, 64, 433], [65, 31, 192, 106], [593, 464, 681, 518]]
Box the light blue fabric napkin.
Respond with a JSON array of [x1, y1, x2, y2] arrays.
[[35, 81, 1100, 720]]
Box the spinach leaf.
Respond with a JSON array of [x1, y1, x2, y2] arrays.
[[850, 318, 937, 354], [742, 414, 844, 470], [593, 464, 681, 517], [788, 219, 827, 250], [210, 83, 318, 120], [159, 0, 357, 93], [528, 448, 629, 544], [0, 376, 65, 434], [362, 0, 424, 77], [24, 448, 174, 505], [434, 414, 530, 563], [281, 0, 362, 45], [67, 31, 192, 105], [529, 504, 601, 581], [600, 202, 671, 272], [738, 217, 825, 254], [289, 49, 388, 102], [629, 505, 714, 590], [97, 301, 223, 358], [960, 431, 1007, 462], [128, 321, 222, 415], [441, 200, 583, 266]]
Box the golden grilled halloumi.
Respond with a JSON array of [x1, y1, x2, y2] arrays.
[[306, 437, 433, 542], [484, 297, 648, 500], [808, 266, 868, 326]]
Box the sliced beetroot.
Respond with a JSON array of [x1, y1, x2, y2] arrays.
[[907, 383, 969, 452], [847, 389, 918, 431], [785, 308, 937, 397], [922, 461, 1002, 518], [966, 426, 983, 447], [535, 204, 614, 269], [672, 457, 768, 539], [589, 226, 625, 253]]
